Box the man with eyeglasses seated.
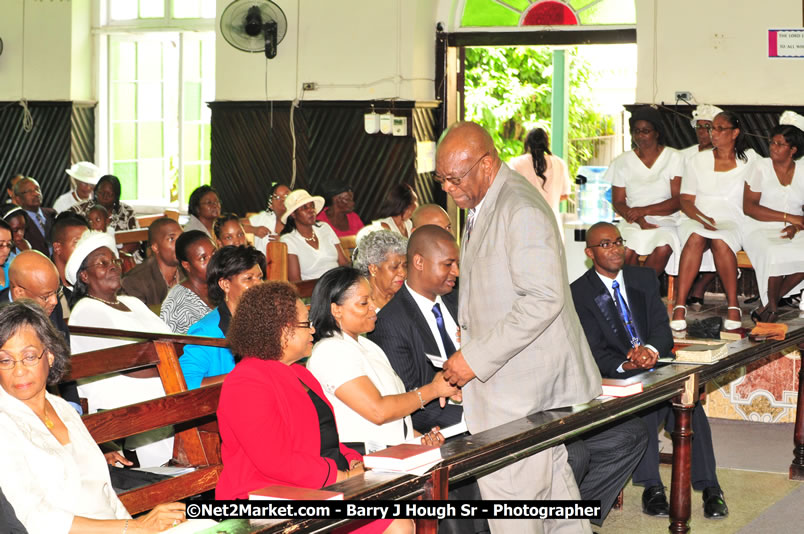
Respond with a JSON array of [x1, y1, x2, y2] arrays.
[[12, 177, 56, 257], [570, 222, 728, 520], [0, 250, 78, 412]]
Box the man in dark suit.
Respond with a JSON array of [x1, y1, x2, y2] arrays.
[[121, 217, 182, 309], [12, 177, 56, 256], [370, 224, 647, 527], [570, 222, 728, 519]]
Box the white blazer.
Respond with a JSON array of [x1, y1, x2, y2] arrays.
[[0, 388, 130, 534]]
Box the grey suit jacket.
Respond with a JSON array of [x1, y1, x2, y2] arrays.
[[458, 163, 602, 434]]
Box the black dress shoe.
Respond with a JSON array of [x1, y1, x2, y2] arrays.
[[702, 487, 729, 519], [642, 485, 670, 517]]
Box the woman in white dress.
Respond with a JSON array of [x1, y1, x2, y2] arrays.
[[743, 112, 804, 323], [609, 106, 683, 275], [357, 184, 419, 245], [0, 300, 186, 534], [509, 128, 572, 241], [280, 189, 350, 282], [671, 111, 758, 331], [66, 231, 175, 467], [307, 267, 455, 453]]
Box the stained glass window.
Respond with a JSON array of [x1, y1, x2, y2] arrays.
[[460, 0, 635, 28]]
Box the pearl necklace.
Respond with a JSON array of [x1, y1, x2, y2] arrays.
[[88, 294, 121, 306], [301, 231, 318, 243]]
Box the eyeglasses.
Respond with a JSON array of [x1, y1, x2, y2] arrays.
[[770, 140, 790, 148], [271, 193, 289, 202], [295, 321, 312, 329], [588, 238, 626, 249], [200, 200, 221, 207], [631, 128, 655, 136], [710, 126, 735, 133], [433, 151, 490, 186], [87, 258, 122, 270], [0, 241, 13, 249], [695, 124, 712, 131], [0, 348, 45, 370], [15, 284, 63, 304], [18, 188, 40, 196]]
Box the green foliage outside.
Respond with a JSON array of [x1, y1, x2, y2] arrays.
[[464, 46, 613, 179]]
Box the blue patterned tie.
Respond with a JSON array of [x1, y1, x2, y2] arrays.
[[432, 303, 457, 357], [611, 280, 640, 348]]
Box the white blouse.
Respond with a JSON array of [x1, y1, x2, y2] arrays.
[[0, 390, 129, 534], [248, 210, 280, 255], [307, 332, 412, 450], [280, 223, 341, 280]]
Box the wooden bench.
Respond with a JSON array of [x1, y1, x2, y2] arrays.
[[641, 250, 754, 311], [62, 329, 229, 514]]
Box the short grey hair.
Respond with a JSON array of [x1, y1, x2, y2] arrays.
[[0, 300, 70, 385], [353, 230, 408, 276]]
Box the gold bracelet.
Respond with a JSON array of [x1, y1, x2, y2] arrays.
[[415, 390, 425, 410]]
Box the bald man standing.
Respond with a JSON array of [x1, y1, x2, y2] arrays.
[[437, 122, 601, 534]]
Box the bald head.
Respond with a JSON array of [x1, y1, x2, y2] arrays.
[[435, 122, 501, 210], [585, 222, 618, 247], [9, 250, 61, 315], [407, 225, 459, 299], [412, 204, 452, 235]]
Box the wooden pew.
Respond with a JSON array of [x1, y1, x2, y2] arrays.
[[61, 329, 228, 514]]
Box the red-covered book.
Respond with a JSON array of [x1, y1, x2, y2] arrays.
[[248, 485, 344, 500], [363, 443, 442, 472], [601, 377, 644, 397]]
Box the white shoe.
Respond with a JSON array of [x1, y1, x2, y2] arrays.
[[670, 305, 687, 331], [724, 306, 743, 330]]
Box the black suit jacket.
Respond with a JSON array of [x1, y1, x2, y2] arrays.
[[367, 285, 464, 433], [21, 207, 56, 256], [570, 265, 673, 379]]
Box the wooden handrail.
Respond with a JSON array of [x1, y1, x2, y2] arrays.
[[241, 312, 804, 534], [68, 325, 231, 347]]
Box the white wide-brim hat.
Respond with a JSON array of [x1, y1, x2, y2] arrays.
[[281, 189, 325, 224], [65, 230, 119, 286], [690, 104, 724, 128], [779, 110, 804, 133], [65, 161, 103, 185]]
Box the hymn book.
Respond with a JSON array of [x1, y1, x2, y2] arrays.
[[363, 443, 442, 473], [601, 376, 644, 397]]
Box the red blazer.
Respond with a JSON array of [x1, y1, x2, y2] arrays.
[[215, 358, 362, 500]]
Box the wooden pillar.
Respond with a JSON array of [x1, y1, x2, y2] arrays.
[[790, 351, 804, 480], [669, 375, 698, 534], [415, 466, 449, 534]]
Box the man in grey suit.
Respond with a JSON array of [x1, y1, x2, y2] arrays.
[[438, 122, 603, 534]]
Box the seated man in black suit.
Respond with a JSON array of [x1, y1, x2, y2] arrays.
[[370, 224, 648, 527], [12, 177, 55, 256], [570, 222, 728, 519]]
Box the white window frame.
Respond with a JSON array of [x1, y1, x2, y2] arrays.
[[95, 0, 215, 211]]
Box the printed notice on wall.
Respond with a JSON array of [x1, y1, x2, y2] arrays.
[[769, 29, 804, 58]]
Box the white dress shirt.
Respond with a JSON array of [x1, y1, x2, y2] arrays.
[[405, 282, 460, 361]]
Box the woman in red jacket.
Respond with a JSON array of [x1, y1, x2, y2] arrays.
[[216, 281, 410, 534]]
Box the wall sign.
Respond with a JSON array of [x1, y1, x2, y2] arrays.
[[769, 29, 804, 58]]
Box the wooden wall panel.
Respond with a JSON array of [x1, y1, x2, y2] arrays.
[[209, 101, 441, 222]]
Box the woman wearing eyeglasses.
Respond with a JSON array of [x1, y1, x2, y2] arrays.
[[183, 185, 222, 238], [246, 183, 290, 254], [607, 106, 684, 277], [217, 281, 406, 533], [0, 301, 187, 534], [66, 231, 174, 468], [742, 111, 804, 323], [671, 111, 759, 331]]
